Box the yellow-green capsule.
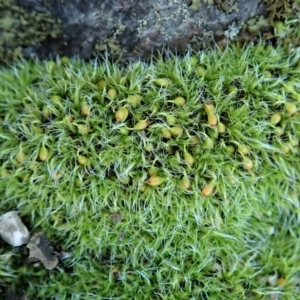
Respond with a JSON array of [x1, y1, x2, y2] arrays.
[[243, 157, 254, 171], [51, 95, 61, 103], [60, 56, 70, 65], [170, 126, 183, 136], [39, 147, 49, 162], [134, 120, 149, 130], [289, 138, 299, 147], [195, 66, 205, 77], [154, 78, 171, 88], [228, 85, 238, 96], [115, 106, 129, 123], [203, 137, 214, 149], [78, 155, 89, 166], [274, 127, 284, 136], [204, 103, 215, 115], [81, 103, 90, 116], [285, 102, 297, 115], [217, 122, 226, 134], [174, 96, 186, 107], [127, 95, 140, 106], [270, 113, 281, 125], [42, 106, 51, 118], [119, 127, 129, 135], [184, 152, 195, 167], [281, 143, 290, 154], [146, 176, 165, 187], [78, 124, 90, 135], [161, 128, 172, 139], [238, 144, 249, 156], [180, 176, 191, 190], [148, 166, 158, 177], [202, 183, 214, 197], [63, 114, 74, 123], [226, 145, 235, 154], [16, 151, 27, 163], [166, 115, 177, 125], [139, 184, 147, 193], [189, 136, 199, 145], [208, 114, 218, 126], [107, 88, 117, 100], [0, 168, 9, 178], [98, 80, 107, 90]]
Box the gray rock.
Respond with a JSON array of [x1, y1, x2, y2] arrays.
[[0, 211, 30, 246], [2, 0, 270, 62], [27, 232, 59, 270]]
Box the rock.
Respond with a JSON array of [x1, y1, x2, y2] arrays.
[[0, 211, 30, 246], [27, 232, 59, 270], [3, 0, 296, 63]]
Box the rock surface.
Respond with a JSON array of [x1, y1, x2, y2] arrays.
[[2, 0, 299, 63], [27, 232, 59, 270], [0, 211, 30, 246], [0, 0, 300, 62]]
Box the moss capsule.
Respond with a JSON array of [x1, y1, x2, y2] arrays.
[[202, 183, 214, 197], [204, 103, 215, 115], [184, 152, 195, 167], [180, 176, 191, 190], [161, 128, 172, 139], [166, 115, 177, 125], [42, 106, 51, 118], [78, 124, 90, 135], [243, 157, 254, 171], [119, 127, 129, 135], [228, 85, 238, 96], [81, 103, 90, 116], [0, 168, 9, 178], [208, 114, 218, 126], [289, 138, 299, 147], [39, 147, 49, 162], [203, 137, 214, 149], [154, 78, 171, 87], [16, 151, 27, 163], [51, 95, 61, 103], [146, 176, 165, 187], [107, 88, 117, 100], [281, 143, 290, 154], [274, 126, 284, 136], [63, 114, 74, 123], [115, 106, 129, 123], [98, 80, 107, 90], [170, 126, 183, 136], [285, 102, 297, 114], [78, 155, 89, 166], [139, 184, 147, 193], [148, 166, 158, 177], [127, 95, 140, 106], [174, 96, 186, 107], [189, 136, 199, 145], [217, 122, 226, 133], [226, 145, 235, 154], [196, 66, 205, 77], [270, 113, 281, 125], [134, 120, 149, 130], [238, 144, 249, 156]]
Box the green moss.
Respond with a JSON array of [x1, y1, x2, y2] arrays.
[[0, 43, 300, 299]]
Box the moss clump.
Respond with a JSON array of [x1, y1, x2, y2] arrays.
[[0, 43, 300, 299]]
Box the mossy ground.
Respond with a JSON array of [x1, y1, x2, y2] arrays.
[[0, 43, 300, 299]]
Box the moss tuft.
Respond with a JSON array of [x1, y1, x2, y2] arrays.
[[0, 43, 300, 299]]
